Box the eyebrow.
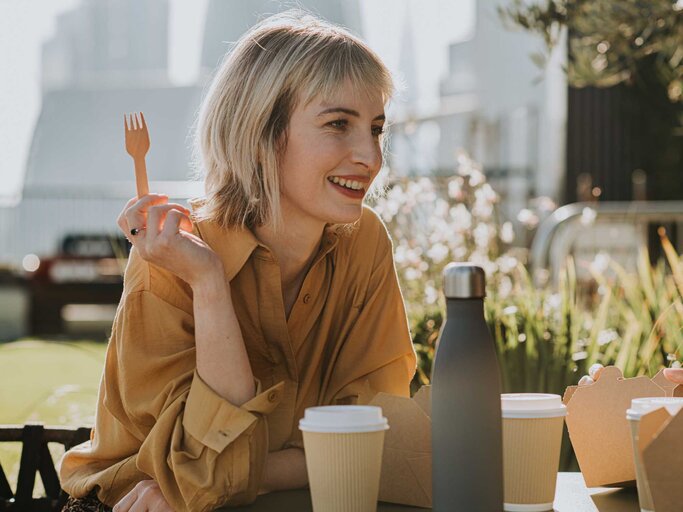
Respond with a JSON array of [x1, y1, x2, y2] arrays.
[[317, 107, 385, 122]]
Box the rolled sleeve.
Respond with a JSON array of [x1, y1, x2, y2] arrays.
[[183, 371, 285, 453]]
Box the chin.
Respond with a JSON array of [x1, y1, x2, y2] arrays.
[[323, 204, 363, 225]]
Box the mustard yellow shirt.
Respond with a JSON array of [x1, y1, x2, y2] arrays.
[[58, 204, 417, 511]]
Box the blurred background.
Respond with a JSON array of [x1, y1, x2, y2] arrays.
[[1, 0, 682, 481]]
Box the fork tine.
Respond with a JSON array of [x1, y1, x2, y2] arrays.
[[124, 113, 129, 131], [140, 112, 147, 131]]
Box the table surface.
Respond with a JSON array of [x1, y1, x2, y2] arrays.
[[222, 472, 640, 511]]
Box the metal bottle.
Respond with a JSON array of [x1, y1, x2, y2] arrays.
[[431, 263, 503, 511]]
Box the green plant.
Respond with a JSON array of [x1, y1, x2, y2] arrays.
[[371, 154, 683, 467], [500, 0, 683, 103]]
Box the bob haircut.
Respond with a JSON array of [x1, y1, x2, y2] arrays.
[[190, 9, 394, 231]]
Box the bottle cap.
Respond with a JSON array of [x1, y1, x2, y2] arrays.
[[443, 263, 486, 298]]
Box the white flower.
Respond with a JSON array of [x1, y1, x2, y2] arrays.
[[572, 351, 588, 361], [427, 243, 450, 264], [476, 183, 498, 203], [404, 267, 422, 281], [472, 195, 494, 219], [450, 204, 472, 232], [433, 198, 449, 218], [498, 275, 512, 298], [534, 196, 557, 213], [543, 293, 561, 316], [517, 208, 539, 228], [590, 252, 610, 273], [448, 178, 463, 199], [597, 329, 618, 346], [581, 207, 597, 226], [468, 169, 485, 187], [473, 223, 491, 248], [500, 222, 515, 243], [496, 254, 518, 274], [425, 285, 439, 304], [502, 305, 518, 316]]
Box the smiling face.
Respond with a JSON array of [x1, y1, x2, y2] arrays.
[[276, 80, 386, 228]]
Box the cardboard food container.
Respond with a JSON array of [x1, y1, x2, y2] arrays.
[[562, 366, 682, 488], [638, 404, 683, 512], [367, 385, 432, 508]]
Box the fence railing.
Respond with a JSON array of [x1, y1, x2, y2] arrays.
[[0, 423, 91, 512], [530, 201, 683, 284]]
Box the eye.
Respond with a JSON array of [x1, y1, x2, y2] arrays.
[[372, 125, 385, 137], [327, 119, 348, 130]]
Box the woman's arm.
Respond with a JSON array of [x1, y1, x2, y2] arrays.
[[259, 448, 309, 495], [193, 271, 256, 406]]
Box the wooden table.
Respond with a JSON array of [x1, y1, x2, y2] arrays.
[[223, 473, 640, 511]]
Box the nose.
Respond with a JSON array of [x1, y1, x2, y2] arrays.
[[350, 131, 382, 172]]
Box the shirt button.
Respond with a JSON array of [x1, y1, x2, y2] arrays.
[[268, 391, 279, 402], [303, 294, 311, 304]]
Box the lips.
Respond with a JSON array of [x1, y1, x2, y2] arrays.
[[327, 178, 366, 198]]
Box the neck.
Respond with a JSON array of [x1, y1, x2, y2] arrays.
[[253, 209, 326, 289]]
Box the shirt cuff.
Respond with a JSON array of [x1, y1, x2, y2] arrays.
[[183, 371, 285, 453]]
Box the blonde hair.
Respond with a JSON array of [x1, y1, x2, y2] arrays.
[[190, 9, 394, 231]]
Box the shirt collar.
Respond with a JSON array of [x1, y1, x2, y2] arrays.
[[190, 199, 341, 282]]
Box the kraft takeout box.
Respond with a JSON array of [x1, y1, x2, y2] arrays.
[[366, 385, 432, 508], [637, 405, 683, 512], [562, 366, 682, 488]]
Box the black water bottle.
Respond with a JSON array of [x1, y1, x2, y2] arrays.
[[431, 263, 503, 511]]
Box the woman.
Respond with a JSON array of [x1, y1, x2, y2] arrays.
[[58, 10, 417, 512]]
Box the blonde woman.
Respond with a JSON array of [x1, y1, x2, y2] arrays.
[[58, 10, 417, 512]]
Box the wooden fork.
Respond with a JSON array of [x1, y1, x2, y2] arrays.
[[124, 112, 150, 198]]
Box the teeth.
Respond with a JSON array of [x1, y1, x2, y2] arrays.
[[328, 176, 363, 190], [328, 176, 364, 191]]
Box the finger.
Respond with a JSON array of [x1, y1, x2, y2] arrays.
[[112, 486, 138, 512], [664, 368, 683, 384], [125, 194, 169, 234], [161, 209, 194, 238], [117, 196, 141, 233], [128, 500, 147, 512], [588, 363, 604, 381], [578, 375, 594, 386], [146, 204, 185, 240]]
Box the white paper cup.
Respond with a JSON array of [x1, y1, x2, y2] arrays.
[[299, 405, 389, 512], [626, 397, 683, 512], [501, 393, 567, 512]]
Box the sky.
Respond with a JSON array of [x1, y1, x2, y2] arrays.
[[0, 0, 474, 199]]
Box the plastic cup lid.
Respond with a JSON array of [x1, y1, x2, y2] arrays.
[[501, 393, 567, 418], [626, 397, 683, 420], [299, 405, 389, 433]]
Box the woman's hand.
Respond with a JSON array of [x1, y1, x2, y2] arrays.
[[117, 194, 224, 288], [258, 448, 309, 495], [578, 364, 683, 386], [112, 480, 172, 512], [663, 368, 683, 384]]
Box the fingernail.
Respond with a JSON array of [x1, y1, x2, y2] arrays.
[[578, 375, 594, 386], [588, 363, 604, 380]]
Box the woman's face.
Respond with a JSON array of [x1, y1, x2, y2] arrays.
[[277, 80, 386, 227]]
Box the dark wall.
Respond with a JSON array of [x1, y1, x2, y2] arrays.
[[565, 56, 683, 203]]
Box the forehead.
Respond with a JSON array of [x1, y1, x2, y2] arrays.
[[301, 79, 386, 113]]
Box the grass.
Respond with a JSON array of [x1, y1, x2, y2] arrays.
[[0, 339, 105, 495]]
